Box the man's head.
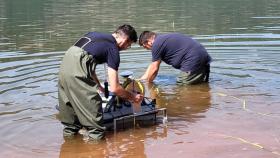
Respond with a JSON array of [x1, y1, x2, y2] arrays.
[[139, 31, 156, 50], [113, 24, 137, 51]]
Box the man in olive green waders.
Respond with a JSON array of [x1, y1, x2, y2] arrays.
[[58, 24, 143, 140]]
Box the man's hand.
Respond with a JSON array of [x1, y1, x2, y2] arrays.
[[133, 94, 144, 104], [140, 60, 161, 82], [98, 85, 105, 94], [132, 94, 144, 113]]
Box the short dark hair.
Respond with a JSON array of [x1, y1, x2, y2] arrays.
[[139, 31, 156, 46], [114, 24, 137, 43]]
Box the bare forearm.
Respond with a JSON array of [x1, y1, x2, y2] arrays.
[[140, 65, 151, 80], [108, 67, 135, 102], [147, 69, 158, 82], [113, 85, 135, 101], [141, 63, 159, 82]]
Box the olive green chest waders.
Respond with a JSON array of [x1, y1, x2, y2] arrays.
[[177, 64, 210, 85], [58, 46, 105, 140]]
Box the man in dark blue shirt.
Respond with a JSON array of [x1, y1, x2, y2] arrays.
[[58, 24, 142, 140], [139, 31, 211, 84]]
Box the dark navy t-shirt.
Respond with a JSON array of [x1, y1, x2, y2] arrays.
[[152, 33, 211, 73], [83, 32, 120, 71]]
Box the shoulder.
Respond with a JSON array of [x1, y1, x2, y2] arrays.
[[153, 34, 166, 45], [162, 33, 196, 44], [153, 33, 173, 48], [85, 32, 116, 44], [154, 33, 182, 43]]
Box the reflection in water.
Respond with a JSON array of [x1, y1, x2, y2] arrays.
[[144, 79, 211, 121], [158, 84, 211, 121], [59, 136, 107, 158], [142, 78, 211, 136], [59, 126, 167, 158], [59, 79, 210, 157]]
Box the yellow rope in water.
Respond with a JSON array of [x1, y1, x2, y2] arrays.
[[213, 92, 280, 156], [218, 134, 280, 156], [224, 134, 264, 149], [215, 92, 279, 117]]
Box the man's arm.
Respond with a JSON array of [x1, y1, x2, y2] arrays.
[[140, 60, 161, 82], [108, 67, 142, 102]]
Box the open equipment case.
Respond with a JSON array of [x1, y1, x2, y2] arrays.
[[102, 71, 167, 132]]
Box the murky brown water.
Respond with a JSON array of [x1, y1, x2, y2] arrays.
[[1, 0, 280, 157]]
